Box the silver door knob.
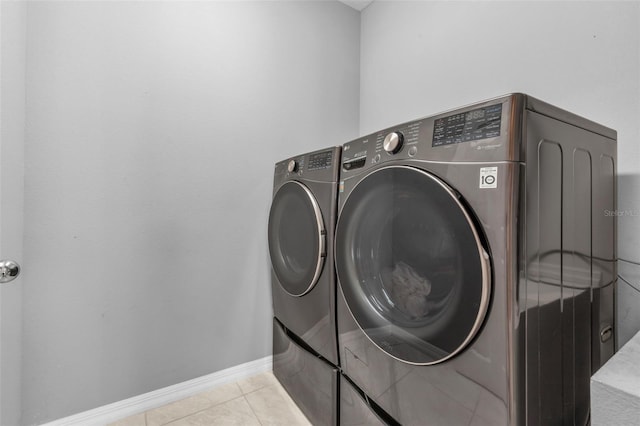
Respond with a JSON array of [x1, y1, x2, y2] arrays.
[[0, 260, 21, 283]]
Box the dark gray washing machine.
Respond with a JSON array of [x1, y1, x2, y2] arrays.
[[268, 147, 341, 425], [335, 94, 617, 425]]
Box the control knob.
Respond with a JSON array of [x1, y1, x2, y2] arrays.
[[287, 160, 298, 173], [383, 132, 404, 154]]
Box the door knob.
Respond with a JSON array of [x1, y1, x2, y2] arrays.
[[0, 260, 21, 283]]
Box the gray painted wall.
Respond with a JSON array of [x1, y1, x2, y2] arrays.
[[22, 1, 359, 424], [0, 1, 26, 425], [359, 0, 640, 347]]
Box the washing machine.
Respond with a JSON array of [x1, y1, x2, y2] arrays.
[[335, 94, 617, 425], [268, 146, 341, 424]]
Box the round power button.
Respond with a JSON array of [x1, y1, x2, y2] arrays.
[[408, 146, 418, 157]]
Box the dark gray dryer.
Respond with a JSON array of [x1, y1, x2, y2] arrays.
[[268, 146, 340, 425]]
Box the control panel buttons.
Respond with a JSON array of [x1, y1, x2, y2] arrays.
[[287, 160, 298, 173], [383, 132, 404, 154], [372, 154, 381, 164], [408, 146, 418, 157]]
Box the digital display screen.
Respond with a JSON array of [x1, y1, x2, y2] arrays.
[[308, 150, 333, 171], [433, 104, 502, 147], [465, 109, 485, 121]]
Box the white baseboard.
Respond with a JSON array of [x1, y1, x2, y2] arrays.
[[42, 356, 273, 426]]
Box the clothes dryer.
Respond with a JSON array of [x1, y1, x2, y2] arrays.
[[335, 94, 616, 425], [269, 147, 340, 425]]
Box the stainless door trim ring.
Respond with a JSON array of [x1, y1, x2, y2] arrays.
[[270, 180, 326, 297]]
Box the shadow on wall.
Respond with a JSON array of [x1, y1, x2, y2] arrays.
[[616, 173, 640, 349]]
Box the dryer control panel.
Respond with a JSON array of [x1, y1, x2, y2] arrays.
[[274, 146, 341, 185]]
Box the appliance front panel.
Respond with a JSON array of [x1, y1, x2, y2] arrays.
[[270, 146, 341, 365], [336, 160, 518, 425]]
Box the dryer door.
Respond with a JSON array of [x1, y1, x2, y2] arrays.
[[335, 166, 491, 365], [268, 181, 326, 297]]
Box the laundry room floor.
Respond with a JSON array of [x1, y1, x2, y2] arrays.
[[108, 372, 312, 426]]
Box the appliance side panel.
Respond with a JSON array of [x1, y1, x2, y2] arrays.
[[593, 155, 616, 367], [570, 149, 594, 423], [321, 176, 340, 367], [514, 163, 528, 426], [525, 110, 617, 425], [536, 139, 564, 424], [523, 135, 541, 426]]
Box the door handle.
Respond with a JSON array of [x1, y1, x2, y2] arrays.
[[0, 260, 21, 283]]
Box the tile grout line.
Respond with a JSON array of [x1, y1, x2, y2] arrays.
[[242, 383, 277, 397], [240, 380, 275, 426], [243, 395, 265, 426], [127, 374, 274, 426], [245, 382, 312, 426], [278, 388, 313, 425], [157, 394, 247, 426]]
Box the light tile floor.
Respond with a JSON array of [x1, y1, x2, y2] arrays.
[[108, 372, 312, 426]]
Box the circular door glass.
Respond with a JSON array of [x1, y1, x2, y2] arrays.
[[268, 181, 325, 296], [335, 166, 490, 365]]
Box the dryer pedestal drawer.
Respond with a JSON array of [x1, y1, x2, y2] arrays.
[[273, 318, 338, 426]]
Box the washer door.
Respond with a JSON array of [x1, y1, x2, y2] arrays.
[[335, 166, 491, 365], [268, 181, 326, 297]]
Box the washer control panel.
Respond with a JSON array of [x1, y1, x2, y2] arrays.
[[341, 120, 422, 172], [341, 97, 511, 173], [433, 104, 502, 147]]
